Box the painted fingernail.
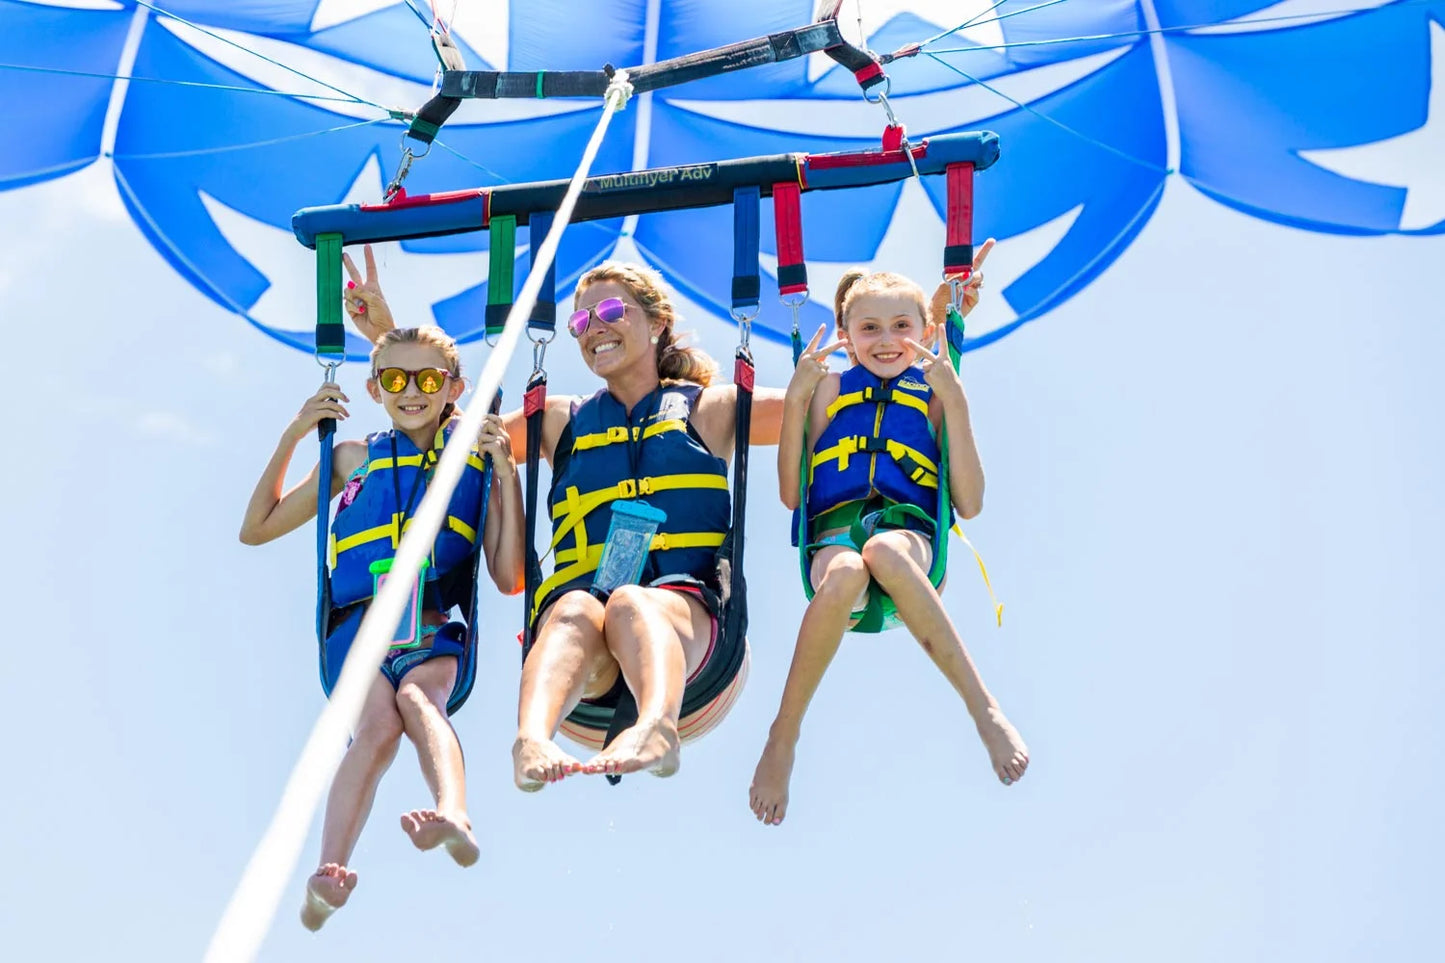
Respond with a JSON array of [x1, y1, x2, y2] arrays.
[[346, 281, 356, 289]]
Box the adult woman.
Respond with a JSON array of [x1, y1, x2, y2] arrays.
[[344, 249, 785, 790]]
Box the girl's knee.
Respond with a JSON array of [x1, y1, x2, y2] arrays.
[[394, 679, 447, 725], [861, 534, 921, 584], [816, 552, 870, 600], [352, 707, 404, 757]]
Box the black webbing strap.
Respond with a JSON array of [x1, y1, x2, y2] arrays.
[[723, 347, 754, 664], [439, 21, 853, 102], [406, 28, 467, 147]]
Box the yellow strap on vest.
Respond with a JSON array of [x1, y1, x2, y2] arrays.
[[824, 386, 929, 421], [547, 473, 729, 552], [825, 387, 874, 420], [554, 530, 725, 565], [571, 418, 687, 452], [888, 390, 930, 417], [329, 512, 479, 569], [533, 531, 727, 618], [365, 453, 428, 472], [810, 436, 939, 486]]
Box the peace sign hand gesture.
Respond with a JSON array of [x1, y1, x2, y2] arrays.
[[903, 335, 965, 407], [931, 237, 995, 322], [787, 324, 849, 404], [342, 244, 397, 345]]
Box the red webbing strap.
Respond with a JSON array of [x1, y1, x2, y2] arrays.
[[945, 163, 975, 278], [772, 181, 807, 296]]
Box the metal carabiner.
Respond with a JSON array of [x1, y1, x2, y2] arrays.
[[730, 304, 760, 349], [531, 338, 549, 376]]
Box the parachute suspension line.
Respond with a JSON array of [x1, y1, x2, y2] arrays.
[[130, 1, 388, 111], [925, 53, 1174, 176], [922, 0, 1009, 47], [111, 118, 394, 161], [202, 72, 637, 963], [921, 0, 1074, 50], [0, 62, 403, 110]]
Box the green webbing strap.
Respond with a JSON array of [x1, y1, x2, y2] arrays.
[[315, 233, 346, 357], [486, 215, 516, 338]]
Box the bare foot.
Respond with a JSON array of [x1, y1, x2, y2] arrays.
[[511, 735, 582, 791], [400, 809, 480, 867], [976, 706, 1029, 785], [749, 737, 796, 826], [299, 864, 356, 932], [583, 717, 680, 778]]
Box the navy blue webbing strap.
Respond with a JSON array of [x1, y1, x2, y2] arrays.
[[731, 186, 760, 314], [528, 211, 557, 333]]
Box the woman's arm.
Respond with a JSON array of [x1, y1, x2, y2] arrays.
[[239, 384, 366, 545], [500, 394, 574, 470]]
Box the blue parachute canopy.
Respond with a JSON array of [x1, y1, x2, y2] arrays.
[[4, 0, 1441, 356]]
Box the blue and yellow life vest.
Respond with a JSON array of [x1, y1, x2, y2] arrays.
[[533, 383, 731, 616], [328, 421, 490, 609], [805, 364, 949, 528]]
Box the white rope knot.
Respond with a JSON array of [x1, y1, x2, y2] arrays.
[[605, 68, 634, 111]]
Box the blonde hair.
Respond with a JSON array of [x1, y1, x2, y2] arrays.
[[833, 269, 930, 332], [369, 326, 463, 424], [575, 262, 718, 388]]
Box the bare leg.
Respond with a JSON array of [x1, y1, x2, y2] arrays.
[[582, 585, 712, 779], [863, 531, 1029, 785], [512, 591, 609, 791], [750, 547, 871, 826], [301, 673, 404, 931], [393, 656, 479, 867]]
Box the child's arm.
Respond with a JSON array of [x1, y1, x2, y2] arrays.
[[477, 412, 526, 595], [239, 384, 367, 545], [778, 326, 848, 510], [906, 338, 985, 520]]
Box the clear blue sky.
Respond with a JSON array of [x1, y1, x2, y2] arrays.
[[3, 153, 1442, 961]]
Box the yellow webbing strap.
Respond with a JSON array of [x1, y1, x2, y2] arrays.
[[547, 473, 729, 552], [810, 436, 938, 486], [824, 386, 929, 421], [570, 419, 686, 452], [953, 526, 1004, 627], [533, 531, 727, 618], [825, 387, 875, 420]]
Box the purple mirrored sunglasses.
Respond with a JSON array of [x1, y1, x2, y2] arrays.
[[568, 297, 628, 338]]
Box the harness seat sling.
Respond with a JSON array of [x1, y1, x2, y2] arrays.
[[309, 240, 494, 714], [789, 160, 999, 632]]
